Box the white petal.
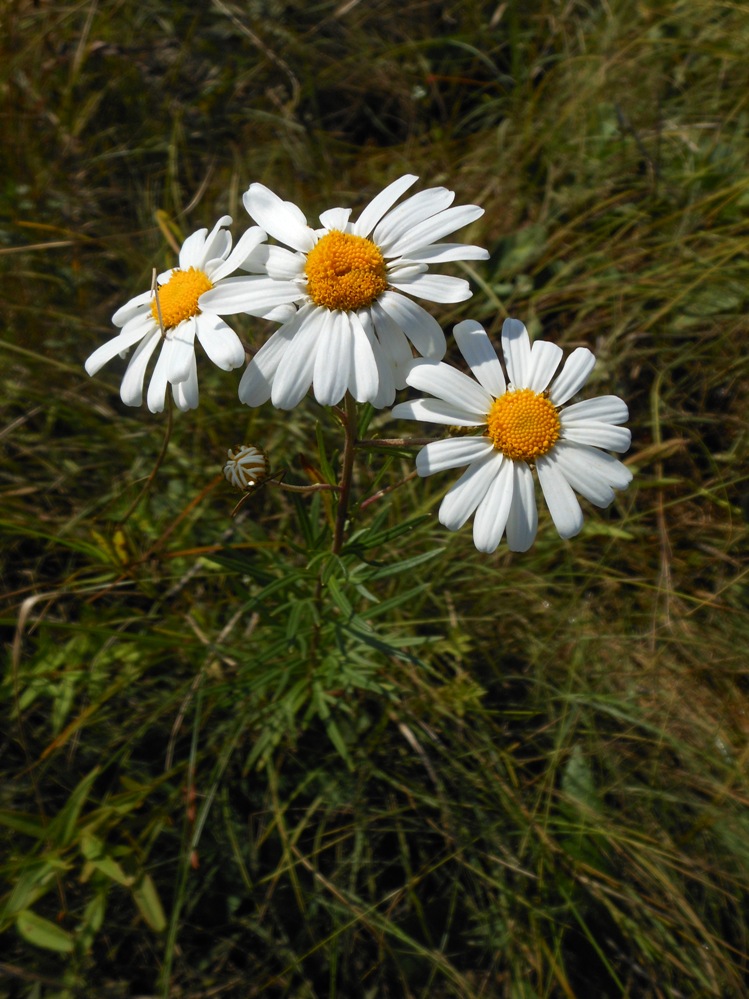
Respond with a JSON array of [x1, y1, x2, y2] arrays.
[[209, 226, 267, 282], [391, 398, 485, 426], [404, 359, 493, 417], [377, 291, 445, 359], [243, 184, 316, 252], [146, 338, 174, 413], [501, 318, 532, 388], [438, 452, 503, 530], [166, 318, 197, 384], [261, 303, 298, 322], [405, 243, 489, 263], [553, 442, 633, 508], [473, 458, 514, 553], [353, 175, 419, 237], [373, 188, 455, 252], [196, 315, 246, 370], [370, 299, 415, 389], [172, 353, 199, 411], [319, 207, 351, 230], [549, 347, 595, 406], [415, 437, 494, 474], [356, 309, 394, 408], [390, 272, 471, 304], [528, 340, 563, 393], [537, 452, 584, 540], [196, 215, 233, 268], [85, 316, 155, 375], [242, 244, 306, 279], [237, 307, 310, 406], [454, 321, 505, 398], [119, 331, 161, 407], [560, 421, 631, 453], [386, 262, 428, 281], [561, 395, 629, 425], [112, 289, 155, 327], [271, 308, 324, 409], [199, 276, 302, 316], [313, 310, 350, 405], [385, 204, 484, 258], [179, 228, 208, 270], [348, 311, 382, 405], [505, 461, 538, 552]]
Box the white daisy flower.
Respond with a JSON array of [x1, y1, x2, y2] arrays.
[[85, 217, 294, 413], [199, 175, 488, 411], [391, 318, 633, 553], [223, 445, 268, 490]]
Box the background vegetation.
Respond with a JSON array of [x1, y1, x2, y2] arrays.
[[2, 0, 749, 995]]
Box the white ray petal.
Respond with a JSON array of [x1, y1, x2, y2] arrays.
[[560, 421, 632, 453], [561, 395, 629, 425], [377, 291, 445, 359], [370, 299, 415, 389], [178, 228, 208, 270], [146, 338, 174, 413], [501, 318, 532, 388], [528, 339, 563, 393], [415, 437, 494, 475], [473, 457, 514, 553], [389, 273, 471, 304], [348, 311, 382, 405], [553, 442, 632, 508], [549, 347, 595, 406], [505, 461, 538, 552], [313, 310, 349, 405], [243, 184, 316, 252], [119, 331, 161, 407], [271, 307, 324, 409], [385, 204, 484, 258], [438, 452, 503, 530], [85, 316, 155, 376], [373, 188, 455, 251], [319, 207, 352, 230], [404, 243, 489, 263], [353, 175, 419, 237], [199, 276, 302, 316], [454, 320, 506, 398], [196, 315, 246, 371], [172, 353, 199, 411], [404, 359, 493, 417], [167, 318, 197, 384], [238, 306, 311, 406], [112, 289, 155, 327], [209, 226, 267, 282], [537, 452, 584, 539], [356, 309, 395, 408], [391, 398, 486, 426]]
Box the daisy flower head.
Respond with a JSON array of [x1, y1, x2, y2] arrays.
[[85, 217, 294, 413], [199, 175, 488, 411], [391, 318, 633, 553]]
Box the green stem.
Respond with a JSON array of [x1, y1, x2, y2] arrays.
[[332, 392, 358, 555]]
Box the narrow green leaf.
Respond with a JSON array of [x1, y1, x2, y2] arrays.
[[16, 910, 74, 953], [131, 874, 167, 933]]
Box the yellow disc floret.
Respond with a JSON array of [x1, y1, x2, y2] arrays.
[[304, 230, 388, 311], [486, 388, 561, 462], [150, 268, 213, 330]]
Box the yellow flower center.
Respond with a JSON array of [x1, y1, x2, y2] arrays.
[[304, 230, 388, 311], [150, 267, 213, 330], [486, 388, 560, 461]]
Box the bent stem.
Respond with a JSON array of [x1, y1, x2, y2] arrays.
[[332, 392, 358, 555]]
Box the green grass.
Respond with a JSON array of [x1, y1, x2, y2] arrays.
[[2, 0, 749, 995]]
